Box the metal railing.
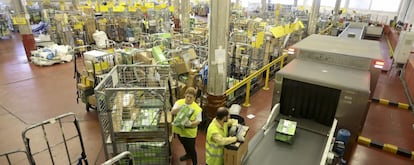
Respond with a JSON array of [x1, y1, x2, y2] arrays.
[[225, 53, 288, 107], [0, 150, 28, 165], [101, 151, 134, 165], [319, 24, 334, 35]]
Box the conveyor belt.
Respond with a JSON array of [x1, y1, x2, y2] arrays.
[[339, 27, 364, 39], [338, 22, 368, 40], [243, 121, 329, 165]]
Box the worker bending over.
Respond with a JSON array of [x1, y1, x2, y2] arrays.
[[206, 107, 244, 165]]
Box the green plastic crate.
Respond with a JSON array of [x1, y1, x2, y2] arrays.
[[275, 119, 297, 144]]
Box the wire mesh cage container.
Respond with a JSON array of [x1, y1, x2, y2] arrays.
[[232, 31, 249, 43], [0, 150, 29, 165], [22, 112, 88, 165], [95, 65, 171, 165]]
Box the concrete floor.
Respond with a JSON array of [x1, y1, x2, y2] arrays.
[[0, 34, 413, 165]]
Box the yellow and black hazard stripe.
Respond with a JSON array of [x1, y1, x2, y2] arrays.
[[371, 98, 412, 110], [358, 136, 414, 160]]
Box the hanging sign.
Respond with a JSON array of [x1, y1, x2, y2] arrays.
[[12, 17, 27, 25]]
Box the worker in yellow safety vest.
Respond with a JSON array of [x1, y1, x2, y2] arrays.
[[171, 87, 202, 165], [206, 107, 245, 165], [143, 18, 149, 33]]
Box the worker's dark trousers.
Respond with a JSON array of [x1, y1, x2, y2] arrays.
[[178, 135, 197, 165]]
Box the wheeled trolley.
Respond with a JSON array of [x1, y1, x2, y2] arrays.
[[95, 65, 172, 165], [0, 150, 29, 165], [74, 48, 116, 111], [22, 112, 88, 165]]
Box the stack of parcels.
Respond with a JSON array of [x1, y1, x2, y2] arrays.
[[171, 48, 198, 75], [112, 91, 162, 132], [111, 92, 136, 132], [114, 49, 135, 65], [275, 119, 297, 144], [132, 49, 153, 64], [172, 105, 194, 128], [83, 50, 115, 75], [115, 48, 155, 65], [225, 125, 249, 150]]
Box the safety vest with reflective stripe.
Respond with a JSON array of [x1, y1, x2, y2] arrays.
[[172, 99, 202, 138], [206, 118, 229, 165]]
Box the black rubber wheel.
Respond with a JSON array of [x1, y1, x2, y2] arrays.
[[85, 103, 90, 112]]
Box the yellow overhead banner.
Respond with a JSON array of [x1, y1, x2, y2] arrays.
[[12, 17, 27, 25], [270, 26, 285, 38], [128, 6, 137, 12], [284, 24, 293, 34], [139, 6, 148, 12], [113, 5, 125, 12], [270, 21, 305, 38], [160, 4, 167, 8], [145, 2, 155, 8], [100, 5, 109, 12]]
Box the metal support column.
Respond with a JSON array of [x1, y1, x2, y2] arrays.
[[205, 0, 230, 119], [308, 0, 321, 35], [332, 0, 341, 27], [403, 0, 414, 24], [72, 0, 80, 10], [173, 0, 180, 18], [15, 0, 35, 62], [181, 0, 190, 33], [343, 0, 349, 8], [172, 0, 180, 31], [397, 0, 411, 23], [261, 0, 266, 18]]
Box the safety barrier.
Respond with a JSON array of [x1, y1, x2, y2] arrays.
[[385, 36, 394, 57], [319, 24, 334, 35], [225, 53, 288, 107], [358, 136, 414, 160], [371, 98, 412, 110]]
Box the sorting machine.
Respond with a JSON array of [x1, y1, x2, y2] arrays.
[[243, 35, 382, 165]]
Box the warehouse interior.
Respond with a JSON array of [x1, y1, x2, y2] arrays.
[[0, 0, 414, 165]]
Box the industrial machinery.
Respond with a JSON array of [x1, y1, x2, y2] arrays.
[[94, 65, 172, 164], [338, 22, 368, 39], [244, 104, 337, 165], [243, 35, 382, 164], [393, 31, 414, 66]]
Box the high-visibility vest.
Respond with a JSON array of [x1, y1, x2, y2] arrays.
[[172, 99, 202, 138], [206, 118, 229, 165], [144, 21, 149, 29]]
